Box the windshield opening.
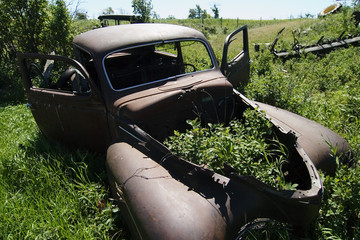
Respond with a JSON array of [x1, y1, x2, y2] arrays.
[[103, 40, 214, 90]]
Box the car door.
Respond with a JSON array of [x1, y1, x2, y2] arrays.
[[17, 53, 110, 152], [221, 25, 250, 87]]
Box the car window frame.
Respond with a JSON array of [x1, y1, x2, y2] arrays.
[[102, 38, 217, 92], [17, 52, 102, 98], [17, 52, 109, 151]]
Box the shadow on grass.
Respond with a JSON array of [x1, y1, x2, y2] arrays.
[[18, 133, 131, 239]]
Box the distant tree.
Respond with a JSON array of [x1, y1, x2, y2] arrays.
[[69, 0, 82, 19], [188, 8, 197, 18], [188, 5, 207, 19], [201, 9, 210, 19], [152, 11, 160, 19], [102, 7, 114, 15], [195, 5, 202, 18], [132, 0, 153, 23], [211, 4, 219, 19], [75, 11, 87, 20]]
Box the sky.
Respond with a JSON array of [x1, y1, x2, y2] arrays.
[[71, 0, 349, 20]]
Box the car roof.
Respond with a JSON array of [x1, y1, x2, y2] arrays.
[[73, 23, 208, 58]]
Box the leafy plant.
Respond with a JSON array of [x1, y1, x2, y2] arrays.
[[165, 109, 295, 190], [309, 147, 360, 239]]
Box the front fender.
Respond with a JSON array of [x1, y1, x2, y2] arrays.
[[106, 139, 322, 239], [106, 141, 228, 240], [253, 101, 350, 175]]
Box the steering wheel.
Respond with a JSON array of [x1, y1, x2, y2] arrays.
[[182, 63, 197, 73]]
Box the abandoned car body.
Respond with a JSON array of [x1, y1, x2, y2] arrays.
[[18, 24, 349, 239]]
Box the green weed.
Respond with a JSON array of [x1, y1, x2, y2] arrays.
[[0, 105, 127, 239], [165, 109, 294, 190]]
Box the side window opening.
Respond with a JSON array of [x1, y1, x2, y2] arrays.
[[226, 33, 245, 64], [221, 25, 250, 87], [26, 57, 90, 94]]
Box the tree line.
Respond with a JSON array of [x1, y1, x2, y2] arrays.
[[0, 0, 72, 60], [75, 1, 220, 22]]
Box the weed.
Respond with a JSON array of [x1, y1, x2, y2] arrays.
[[165, 109, 294, 190]]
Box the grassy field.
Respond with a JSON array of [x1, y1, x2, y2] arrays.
[[1, 8, 359, 239], [0, 105, 128, 239]]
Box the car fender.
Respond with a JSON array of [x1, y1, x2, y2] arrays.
[[106, 141, 228, 239], [253, 101, 350, 176], [106, 138, 322, 239]]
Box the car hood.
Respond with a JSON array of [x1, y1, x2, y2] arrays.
[[112, 71, 232, 122]]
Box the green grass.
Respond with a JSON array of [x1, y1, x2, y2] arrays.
[[0, 105, 128, 239]]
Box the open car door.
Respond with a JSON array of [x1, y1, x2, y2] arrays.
[[221, 25, 250, 87], [17, 53, 109, 152]]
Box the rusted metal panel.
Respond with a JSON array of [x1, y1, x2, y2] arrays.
[[106, 132, 322, 239], [252, 101, 350, 176], [17, 53, 110, 151]]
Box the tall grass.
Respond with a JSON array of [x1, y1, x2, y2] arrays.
[[0, 105, 128, 239]]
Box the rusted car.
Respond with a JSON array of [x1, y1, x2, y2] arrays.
[[18, 23, 349, 239]]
